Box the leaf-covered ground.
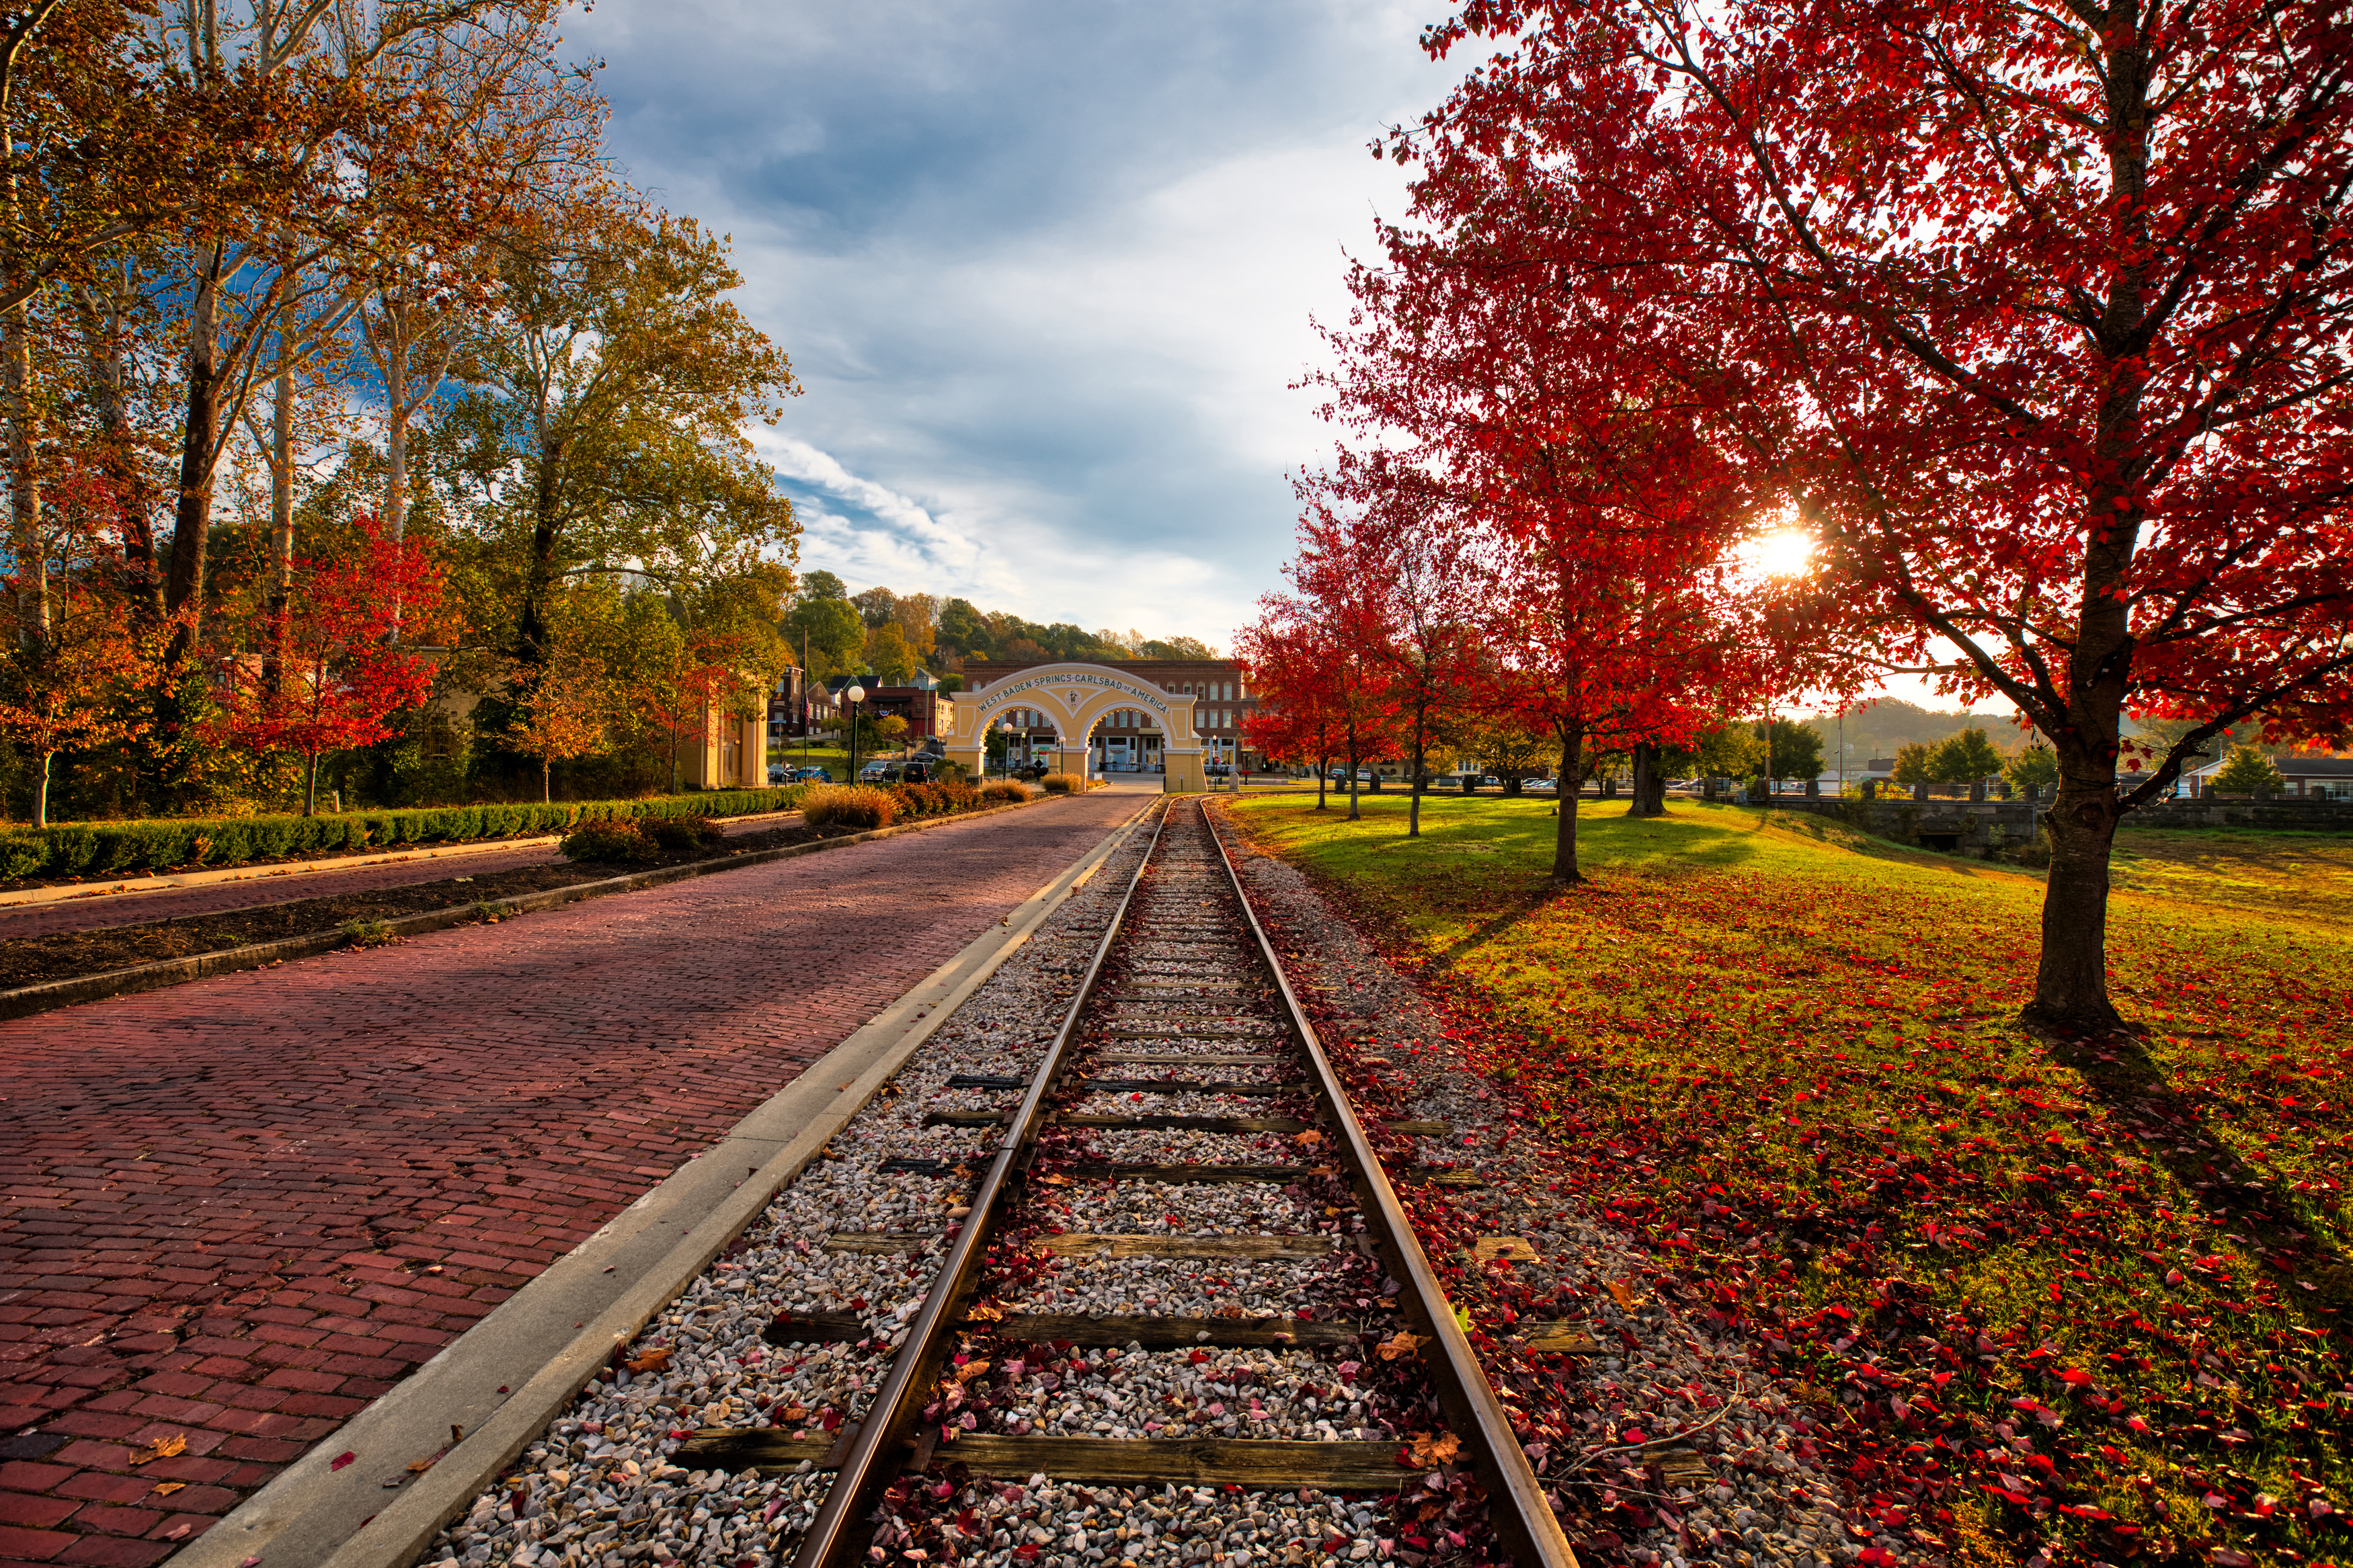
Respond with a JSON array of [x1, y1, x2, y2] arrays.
[[1231, 794, 2353, 1568]]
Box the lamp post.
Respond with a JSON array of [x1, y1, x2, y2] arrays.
[[845, 684, 866, 782]]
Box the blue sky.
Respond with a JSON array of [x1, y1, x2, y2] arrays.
[[571, 0, 1456, 652]]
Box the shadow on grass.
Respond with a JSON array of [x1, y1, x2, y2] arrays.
[[2046, 1030, 2353, 1317]]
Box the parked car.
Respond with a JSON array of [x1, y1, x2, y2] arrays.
[[1523, 777, 1558, 793], [859, 761, 891, 782], [792, 766, 833, 782], [767, 762, 787, 785]]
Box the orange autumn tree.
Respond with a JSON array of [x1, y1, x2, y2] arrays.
[[0, 468, 157, 827], [503, 655, 608, 803]]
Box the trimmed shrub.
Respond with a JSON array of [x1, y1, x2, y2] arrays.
[[980, 781, 1029, 805], [640, 813, 720, 850], [0, 786, 813, 884], [800, 785, 900, 832], [557, 819, 659, 863], [0, 835, 44, 879], [1041, 772, 1084, 794]]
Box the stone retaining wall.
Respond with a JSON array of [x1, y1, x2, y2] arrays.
[[1749, 794, 2353, 862]]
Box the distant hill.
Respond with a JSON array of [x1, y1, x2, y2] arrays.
[[1798, 699, 2028, 768]]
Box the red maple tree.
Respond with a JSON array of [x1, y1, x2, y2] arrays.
[[218, 518, 442, 815], [1235, 613, 1356, 813], [1316, 203, 1781, 880], [1291, 452, 1488, 837], [1390, 0, 2353, 1028]]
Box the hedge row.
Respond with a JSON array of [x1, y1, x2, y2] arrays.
[[0, 787, 812, 882]]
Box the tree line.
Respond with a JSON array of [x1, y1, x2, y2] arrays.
[[0, 0, 802, 825], [1244, 0, 2352, 1036], [777, 571, 1218, 688]]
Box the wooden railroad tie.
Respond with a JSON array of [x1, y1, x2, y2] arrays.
[[1050, 1162, 1331, 1185], [1055, 1114, 1310, 1133], [677, 1431, 1415, 1491], [761, 1312, 875, 1346], [965, 1312, 1362, 1348], [926, 1110, 1013, 1127], [1035, 1233, 1339, 1262], [1078, 1078, 1292, 1097], [1092, 1051, 1287, 1066], [823, 1233, 940, 1254], [1384, 1120, 1449, 1136], [1103, 1028, 1287, 1042]]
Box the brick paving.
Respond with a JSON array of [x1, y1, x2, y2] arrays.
[[0, 794, 1139, 1565], [0, 812, 794, 942]]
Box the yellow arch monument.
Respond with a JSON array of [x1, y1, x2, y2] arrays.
[[943, 662, 1204, 792]]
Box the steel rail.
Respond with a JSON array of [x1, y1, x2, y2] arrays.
[[791, 800, 1171, 1568], [1203, 807, 1581, 1568]]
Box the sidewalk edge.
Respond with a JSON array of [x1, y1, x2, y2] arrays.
[[169, 795, 1154, 1568]]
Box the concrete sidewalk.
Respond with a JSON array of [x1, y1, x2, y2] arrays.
[[0, 791, 1139, 1567]]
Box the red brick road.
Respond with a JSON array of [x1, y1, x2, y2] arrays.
[[0, 794, 1138, 1565], [0, 811, 795, 941]]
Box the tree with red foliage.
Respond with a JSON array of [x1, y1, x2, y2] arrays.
[[1317, 188, 1771, 882], [0, 468, 157, 827], [1401, 0, 2353, 1027], [1293, 452, 1488, 837], [219, 520, 442, 816], [1235, 612, 1352, 812]]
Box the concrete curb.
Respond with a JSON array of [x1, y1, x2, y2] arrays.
[[173, 794, 1158, 1568], [0, 797, 1059, 1024], [0, 809, 811, 913]]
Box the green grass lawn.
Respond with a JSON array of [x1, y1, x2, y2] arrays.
[[1230, 793, 2353, 1567]]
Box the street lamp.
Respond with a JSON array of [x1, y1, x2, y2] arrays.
[[845, 684, 866, 782]]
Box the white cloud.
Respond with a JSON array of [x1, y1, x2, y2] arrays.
[[578, 0, 1449, 649]]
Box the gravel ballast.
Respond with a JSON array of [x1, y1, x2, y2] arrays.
[[1213, 803, 1917, 1568]]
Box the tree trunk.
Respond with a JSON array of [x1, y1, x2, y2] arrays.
[[1627, 742, 1663, 817], [4, 287, 40, 653], [1, 92, 42, 655], [305, 751, 320, 817], [1316, 755, 1328, 811], [262, 356, 294, 695], [1408, 737, 1423, 838], [1346, 727, 1360, 822], [543, 755, 552, 804], [383, 300, 410, 542], [33, 749, 50, 829], [1552, 725, 1585, 884], [79, 270, 159, 617], [2030, 768, 2124, 1033], [164, 247, 227, 669], [516, 432, 565, 668]]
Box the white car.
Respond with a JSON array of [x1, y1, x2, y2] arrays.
[[1523, 777, 1558, 793]]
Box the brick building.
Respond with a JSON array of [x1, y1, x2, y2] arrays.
[[960, 658, 1259, 774]]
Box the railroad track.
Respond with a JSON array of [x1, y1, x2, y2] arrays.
[[676, 798, 1576, 1567]]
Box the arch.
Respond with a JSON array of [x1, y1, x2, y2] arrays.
[[944, 662, 1203, 791]]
